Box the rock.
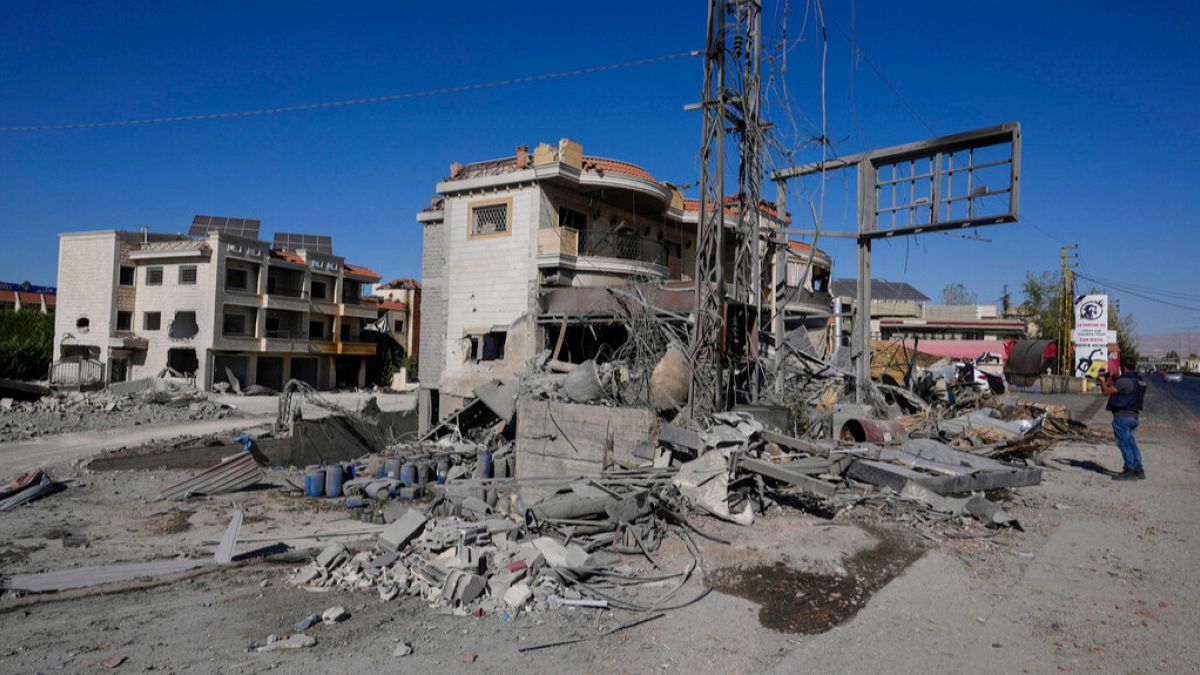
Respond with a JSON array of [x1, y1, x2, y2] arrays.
[[321, 606, 349, 624], [392, 642, 413, 657]]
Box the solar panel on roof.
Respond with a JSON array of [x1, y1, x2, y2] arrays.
[[273, 232, 333, 254], [188, 214, 262, 239]]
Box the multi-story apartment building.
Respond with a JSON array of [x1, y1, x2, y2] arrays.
[[415, 138, 830, 430], [0, 281, 57, 313], [53, 217, 379, 390], [366, 277, 421, 360]]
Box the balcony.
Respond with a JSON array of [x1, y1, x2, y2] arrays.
[[537, 227, 670, 281], [339, 332, 375, 344], [340, 294, 364, 305], [783, 288, 834, 316], [264, 329, 307, 340], [268, 285, 306, 299]]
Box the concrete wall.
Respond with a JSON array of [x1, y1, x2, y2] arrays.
[[418, 220, 447, 395], [131, 249, 217, 384], [54, 231, 120, 361], [438, 187, 542, 400]]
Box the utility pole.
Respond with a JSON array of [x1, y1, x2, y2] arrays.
[[1057, 244, 1078, 375], [689, 0, 767, 414]]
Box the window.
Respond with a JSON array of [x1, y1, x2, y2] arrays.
[[143, 312, 161, 331], [146, 267, 163, 286], [226, 268, 248, 290], [178, 265, 198, 285], [119, 266, 135, 286], [309, 320, 326, 340], [468, 331, 506, 361], [470, 201, 510, 237], [394, 320, 405, 333], [311, 280, 327, 300], [76, 316, 90, 333], [116, 311, 132, 331], [558, 206, 587, 232], [223, 312, 247, 336]]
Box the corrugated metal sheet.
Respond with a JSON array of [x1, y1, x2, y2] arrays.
[[159, 452, 262, 501], [830, 278, 930, 302]]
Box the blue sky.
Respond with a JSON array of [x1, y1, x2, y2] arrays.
[[2, 1, 1197, 334]]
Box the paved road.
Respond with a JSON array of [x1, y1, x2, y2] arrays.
[[774, 373, 1200, 672]]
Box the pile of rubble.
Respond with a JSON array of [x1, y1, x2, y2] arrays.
[[0, 377, 236, 442]]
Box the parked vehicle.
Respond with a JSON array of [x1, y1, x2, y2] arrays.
[[1165, 370, 1184, 383]]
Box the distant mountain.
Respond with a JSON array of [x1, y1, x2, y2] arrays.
[[1138, 332, 1198, 356]]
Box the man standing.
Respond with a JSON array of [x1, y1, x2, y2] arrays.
[[1100, 355, 1147, 480]]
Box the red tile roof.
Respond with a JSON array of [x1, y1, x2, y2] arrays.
[[270, 250, 306, 265], [581, 157, 656, 182], [379, 278, 421, 290], [0, 290, 16, 302], [787, 240, 829, 257], [681, 197, 789, 223], [17, 292, 42, 304], [344, 263, 381, 281]]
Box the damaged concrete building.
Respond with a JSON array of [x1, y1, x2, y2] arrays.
[[53, 217, 381, 389], [415, 138, 832, 431]]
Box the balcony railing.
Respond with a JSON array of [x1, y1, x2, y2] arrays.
[[267, 285, 306, 298], [340, 332, 375, 344], [340, 295, 364, 305], [580, 229, 668, 267], [264, 329, 307, 340]]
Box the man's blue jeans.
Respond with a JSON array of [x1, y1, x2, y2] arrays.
[[1112, 415, 1143, 471]]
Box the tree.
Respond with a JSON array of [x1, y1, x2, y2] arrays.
[[0, 309, 54, 381], [1111, 309, 1139, 364], [1165, 350, 1180, 362], [1018, 271, 1062, 342], [941, 283, 978, 306]]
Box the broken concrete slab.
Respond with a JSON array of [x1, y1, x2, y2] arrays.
[[379, 509, 427, 552]]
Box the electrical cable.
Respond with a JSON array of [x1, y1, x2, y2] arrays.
[[1075, 273, 1200, 313], [0, 50, 701, 133]]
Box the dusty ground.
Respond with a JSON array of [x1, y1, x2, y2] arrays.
[[0, 378, 1197, 673]]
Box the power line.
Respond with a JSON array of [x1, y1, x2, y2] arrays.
[[823, 11, 935, 135], [1077, 271, 1200, 303], [0, 51, 701, 133], [1076, 272, 1200, 313]]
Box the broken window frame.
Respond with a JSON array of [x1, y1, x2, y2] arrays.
[[169, 311, 199, 340], [466, 330, 507, 362], [468, 198, 512, 239]]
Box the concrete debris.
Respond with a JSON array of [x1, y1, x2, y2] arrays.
[[249, 634, 315, 652], [321, 606, 349, 624], [0, 377, 235, 442]]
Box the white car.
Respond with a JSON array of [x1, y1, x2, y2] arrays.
[[1165, 370, 1184, 383]]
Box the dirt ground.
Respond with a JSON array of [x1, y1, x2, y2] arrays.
[[1, 379, 1197, 673]]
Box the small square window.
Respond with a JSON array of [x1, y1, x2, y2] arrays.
[[146, 267, 163, 286], [119, 266, 135, 286], [179, 266, 198, 285], [394, 320, 404, 333], [144, 312, 161, 331], [116, 311, 132, 331], [471, 202, 509, 236]]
